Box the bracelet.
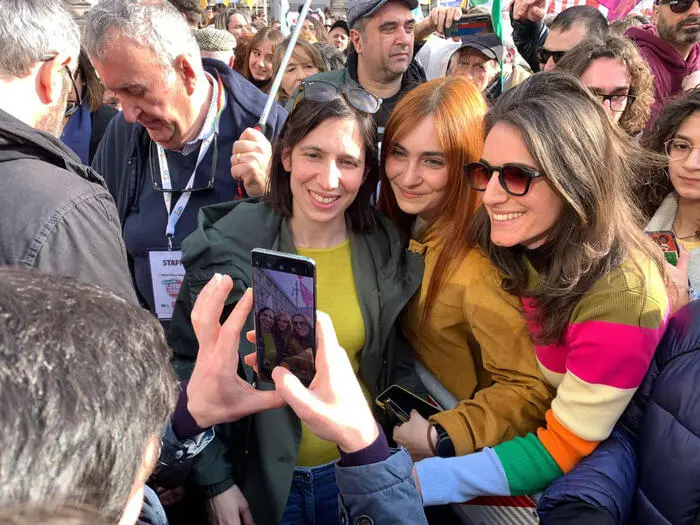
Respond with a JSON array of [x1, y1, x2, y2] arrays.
[[427, 424, 438, 456]]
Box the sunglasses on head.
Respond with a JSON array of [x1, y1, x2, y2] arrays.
[[535, 47, 566, 66], [658, 0, 699, 13], [293, 80, 382, 114], [465, 161, 543, 197]]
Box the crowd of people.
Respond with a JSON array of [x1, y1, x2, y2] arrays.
[[0, 0, 698, 524]]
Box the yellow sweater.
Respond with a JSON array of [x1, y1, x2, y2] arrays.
[[402, 228, 554, 455], [296, 240, 366, 466]]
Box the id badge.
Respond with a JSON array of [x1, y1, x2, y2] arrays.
[[149, 250, 185, 320]]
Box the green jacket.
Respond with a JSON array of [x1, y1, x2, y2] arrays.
[[168, 198, 425, 525]]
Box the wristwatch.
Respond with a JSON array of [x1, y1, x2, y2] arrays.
[[433, 423, 455, 458]]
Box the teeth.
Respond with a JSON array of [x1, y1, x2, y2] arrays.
[[310, 191, 339, 205], [492, 212, 524, 221]]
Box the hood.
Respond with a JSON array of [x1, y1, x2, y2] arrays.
[[415, 35, 462, 80], [626, 25, 700, 70]]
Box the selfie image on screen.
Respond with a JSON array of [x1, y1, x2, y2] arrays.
[[253, 266, 315, 386]]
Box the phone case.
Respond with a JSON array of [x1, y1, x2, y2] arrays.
[[647, 231, 679, 266]]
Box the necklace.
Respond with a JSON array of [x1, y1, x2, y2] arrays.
[[672, 210, 700, 240]]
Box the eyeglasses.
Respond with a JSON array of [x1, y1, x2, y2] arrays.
[[148, 136, 218, 193], [592, 91, 636, 112], [665, 138, 700, 161], [658, 0, 700, 13], [466, 161, 544, 197], [535, 47, 566, 66], [40, 55, 83, 118], [293, 80, 383, 114]]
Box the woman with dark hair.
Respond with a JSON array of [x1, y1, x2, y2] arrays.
[[241, 27, 284, 93], [61, 48, 119, 164], [379, 77, 553, 462], [640, 88, 699, 299], [556, 34, 654, 136], [256, 306, 278, 369], [411, 72, 669, 505], [169, 82, 425, 525]]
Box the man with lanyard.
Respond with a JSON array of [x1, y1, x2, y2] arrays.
[[87, 0, 286, 327]]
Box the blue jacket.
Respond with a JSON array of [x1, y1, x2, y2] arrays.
[[538, 301, 700, 525], [336, 449, 428, 525]]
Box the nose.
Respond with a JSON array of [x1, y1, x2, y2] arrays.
[[396, 26, 411, 46], [482, 171, 508, 206], [686, 145, 700, 169], [601, 98, 614, 116], [121, 101, 140, 124], [542, 57, 556, 72], [398, 160, 422, 187], [318, 160, 341, 190]]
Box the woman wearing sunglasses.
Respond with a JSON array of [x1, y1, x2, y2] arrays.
[[412, 73, 670, 505], [379, 78, 553, 464], [556, 34, 655, 136], [168, 81, 426, 525]]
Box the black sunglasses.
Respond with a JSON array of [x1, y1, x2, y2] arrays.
[[535, 47, 566, 66], [293, 80, 383, 114], [466, 161, 543, 197], [148, 136, 218, 193], [593, 92, 637, 112], [658, 0, 699, 13], [41, 55, 83, 118]]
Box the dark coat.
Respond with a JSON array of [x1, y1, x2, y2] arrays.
[[0, 108, 136, 303], [538, 301, 700, 525], [167, 198, 426, 524]]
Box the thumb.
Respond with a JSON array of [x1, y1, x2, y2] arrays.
[[677, 245, 690, 273], [272, 366, 326, 422]]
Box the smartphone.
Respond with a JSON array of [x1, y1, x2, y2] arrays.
[[647, 231, 680, 266], [251, 249, 317, 387], [445, 14, 494, 39], [376, 384, 440, 424]]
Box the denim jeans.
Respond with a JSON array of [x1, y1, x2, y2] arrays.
[[280, 461, 340, 525]]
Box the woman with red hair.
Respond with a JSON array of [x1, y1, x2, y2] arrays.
[[382, 77, 554, 461]]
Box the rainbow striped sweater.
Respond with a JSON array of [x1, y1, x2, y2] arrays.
[[415, 256, 669, 505]]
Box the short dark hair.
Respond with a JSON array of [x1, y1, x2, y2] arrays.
[[265, 97, 379, 233], [0, 268, 177, 521], [550, 5, 608, 39]]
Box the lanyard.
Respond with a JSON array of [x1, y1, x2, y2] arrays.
[[157, 76, 226, 250]]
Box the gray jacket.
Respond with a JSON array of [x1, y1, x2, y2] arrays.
[[0, 108, 137, 303], [646, 192, 700, 294], [336, 449, 428, 525]]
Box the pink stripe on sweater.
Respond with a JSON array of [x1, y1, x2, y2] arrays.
[[537, 320, 665, 389]]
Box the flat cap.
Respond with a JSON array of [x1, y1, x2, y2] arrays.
[[347, 0, 419, 30], [194, 26, 237, 52]]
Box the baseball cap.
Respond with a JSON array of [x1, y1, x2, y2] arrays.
[[194, 26, 237, 52], [329, 19, 350, 35], [347, 0, 419, 30], [453, 33, 504, 63]]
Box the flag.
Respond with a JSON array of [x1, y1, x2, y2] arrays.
[[279, 0, 291, 35], [297, 277, 314, 308], [200, 0, 207, 9]]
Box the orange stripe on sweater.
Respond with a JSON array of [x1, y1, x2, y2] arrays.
[[537, 410, 599, 473]]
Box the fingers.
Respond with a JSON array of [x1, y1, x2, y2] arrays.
[[241, 389, 287, 415], [272, 366, 326, 422], [246, 329, 256, 343], [241, 505, 255, 525], [243, 352, 257, 371], [444, 8, 462, 29], [313, 311, 342, 373], [191, 274, 233, 353], [677, 245, 690, 273], [215, 288, 253, 359]]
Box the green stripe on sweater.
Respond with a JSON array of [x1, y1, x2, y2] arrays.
[[493, 434, 563, 495]]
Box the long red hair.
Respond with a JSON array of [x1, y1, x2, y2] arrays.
[[379, 77, 487, 325]]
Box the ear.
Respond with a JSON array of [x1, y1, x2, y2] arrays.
[[176, 54, 199, 95], [652, 4, 660, 25], [349, 29, 364, 54], [281, 146, 293, 172], [36, 52, 72, 106]]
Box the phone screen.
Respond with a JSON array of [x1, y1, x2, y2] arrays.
[[647, 231, 679, 266], [251, 250, 316, 387], [446, 15, 493, 39]]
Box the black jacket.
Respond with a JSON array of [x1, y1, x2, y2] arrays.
[[0, 108, 136, 303], [510, 3, 548, 73]]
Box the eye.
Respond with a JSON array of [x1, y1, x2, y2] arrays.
[[424, 158, 445, 168], [672, 140, 691, 151], [304, 151, 320, 160], [390, 148, 406, 159], [340, 158, 360, 168]]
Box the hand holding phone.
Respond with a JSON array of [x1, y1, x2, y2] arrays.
[[251, 249, 317, 387], [445, 14, 494, 39], [244, 312, 380, 453]]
